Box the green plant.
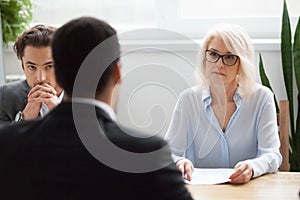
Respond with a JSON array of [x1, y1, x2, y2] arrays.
[[281, 0, 300, 171], [260, 0, 300, 171], [0, 0, 33, 46], [259, 53, 279, 113]]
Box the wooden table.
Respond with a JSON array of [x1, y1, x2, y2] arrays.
[[186, 172, 300, 200]]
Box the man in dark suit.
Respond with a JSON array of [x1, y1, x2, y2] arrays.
[[0, 17, 193, 200], [0, 25, 63, 128]]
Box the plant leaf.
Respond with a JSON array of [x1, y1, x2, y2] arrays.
[[293, 17, 300, 171], [294, 18, 300, 97], [0, 0, 33, 45], [281, 0, 294, 134], [259, 53, 279, 112]]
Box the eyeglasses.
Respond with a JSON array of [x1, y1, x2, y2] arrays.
[[205, 50, 239, 66]]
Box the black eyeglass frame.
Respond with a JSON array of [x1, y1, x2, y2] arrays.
[[205, 50, 239, 66]]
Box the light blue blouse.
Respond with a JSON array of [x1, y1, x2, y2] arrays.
[[165, 84, 282, 178]]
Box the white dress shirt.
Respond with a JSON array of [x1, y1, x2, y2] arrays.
[[165, 84, 282, 178], [70, 97, 116, 121]]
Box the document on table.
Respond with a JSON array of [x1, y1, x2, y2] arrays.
[[184, 168, 235, 185]]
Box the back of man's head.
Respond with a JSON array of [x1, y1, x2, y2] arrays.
[[52, 17, 120, 97]]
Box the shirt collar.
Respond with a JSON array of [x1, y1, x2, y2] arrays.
[[70, 97, 116, 121], [202, 88, 211, 109], [201, 86, 243, 107], [233, 87, 243, 105], [58, 91, 64, 103]]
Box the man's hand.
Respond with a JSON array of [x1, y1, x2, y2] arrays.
[[22, 100, 42, 120], [176, 158, 194, 181], [23, 83, 59, 120], [229, 162, 253, 184]]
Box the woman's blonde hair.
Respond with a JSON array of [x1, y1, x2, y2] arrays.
[[199, 24, 256, 97]]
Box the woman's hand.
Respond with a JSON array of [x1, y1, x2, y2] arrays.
[[229, 162, 253, 184], [176, 158, 194, 181]]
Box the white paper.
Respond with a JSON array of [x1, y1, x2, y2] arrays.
[[184, 168, 235, 185]]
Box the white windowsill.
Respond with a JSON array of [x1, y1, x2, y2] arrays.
[[3, 39, 281, 53]]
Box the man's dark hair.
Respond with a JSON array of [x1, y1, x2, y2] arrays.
[[13, 24, 57, 59], [52, 17, 120, 97]]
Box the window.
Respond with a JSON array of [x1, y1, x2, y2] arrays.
[[32, 0, 157, 32], [32, 0, 300, 39], [157, 0, 300, 39]]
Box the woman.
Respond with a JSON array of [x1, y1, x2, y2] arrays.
[[165, 24, 282, 184]]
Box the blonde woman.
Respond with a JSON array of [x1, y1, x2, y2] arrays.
[[165, 24, 282, 184]]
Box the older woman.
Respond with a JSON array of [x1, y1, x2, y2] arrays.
[[165, 24, 282, 184]]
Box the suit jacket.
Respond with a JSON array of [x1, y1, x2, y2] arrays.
[[0, 102, 193, 200], [0, 80, 30, 127]]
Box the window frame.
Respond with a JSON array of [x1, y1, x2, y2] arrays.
[[157, 0, 299, 39]]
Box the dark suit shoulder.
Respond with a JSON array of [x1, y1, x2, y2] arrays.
[[0, 80, 29, 97], [0, 80, 30, 126], [103, 122, 167, 153], [0, 80, 29, 108], [97, 122, 193, 200]]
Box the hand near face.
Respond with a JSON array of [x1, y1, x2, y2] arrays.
[[229, 162, 253, 184], [176, 158, 194, 181], [23, 83, 60, 120], [22, 98, 42, 120]]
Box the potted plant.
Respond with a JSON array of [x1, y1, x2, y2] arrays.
[[0, 0, 32, 84], [260, 0, 300, 171], [0, 0, 33, 46]]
